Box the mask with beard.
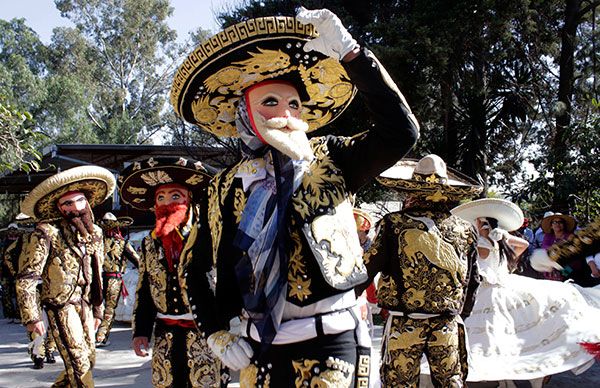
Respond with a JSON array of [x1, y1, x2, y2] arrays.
[[154, 202, 189, 272], [252, 114, 314, 162], [62, 203, 96, 237]]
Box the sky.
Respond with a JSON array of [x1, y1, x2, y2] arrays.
[[0, 0, 238, 43]]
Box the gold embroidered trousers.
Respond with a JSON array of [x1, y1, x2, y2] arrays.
[[381, 315, 467, 388], [96, 274, 123, 344], [151, 320, 227, 388], [46, 300, 96, 388]]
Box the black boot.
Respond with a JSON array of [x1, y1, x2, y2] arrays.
[[33, 356, 44, 369], [45, 351, 56, 364]]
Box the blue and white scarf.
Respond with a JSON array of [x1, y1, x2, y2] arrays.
[[233, 96, 306, 348]]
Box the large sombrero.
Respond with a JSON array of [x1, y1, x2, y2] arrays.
[[21, 166, 116, 220], [170, 16, 356, 137], [451, 198, 524, 232], [98, 212, 133, 230], [541, 212, 576, 234], [0, 223, 26, 237], [377, 154, 482, 202], [353, 208, 373, 231], [118, 157, 216, 211]]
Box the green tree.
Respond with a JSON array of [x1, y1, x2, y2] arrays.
[[51, 0, 179, 144]]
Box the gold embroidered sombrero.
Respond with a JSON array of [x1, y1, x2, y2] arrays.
[[170, 16, 356, 137], [377, 154, 483, 202], [98, 212, 133, 230], [21, 166, 116, 220], [118, 157, 216, 211]]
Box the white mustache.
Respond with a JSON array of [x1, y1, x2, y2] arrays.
[[263, 116, 309, 132], [254, 114, 314, 162]]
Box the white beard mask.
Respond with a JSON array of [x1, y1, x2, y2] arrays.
[[253, 113, 315, 162]]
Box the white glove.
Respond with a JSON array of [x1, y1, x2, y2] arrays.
[[296, 7, 358, 61], [530, 249, 564, 273], [488, 228, 509, 242], [207, 330, 254, 371]]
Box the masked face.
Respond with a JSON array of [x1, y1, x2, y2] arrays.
[[246, 81, 314, 162], [154, 184, 191, 238], [58, 191, 95, 236]]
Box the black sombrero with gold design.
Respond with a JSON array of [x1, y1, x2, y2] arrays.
[[170, 16, 356, 137], [21, 166, 116, 220], [377, 155, 483, 202], [118, 157, 216, 211]]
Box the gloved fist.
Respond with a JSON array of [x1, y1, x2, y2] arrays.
[[296, 7, 358, 61], [207, 330, 254, 371], [488, 228, 509, 242], [530, 249, 564, 273]]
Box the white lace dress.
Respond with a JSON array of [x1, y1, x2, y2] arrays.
[[463, 236, 600, 381]]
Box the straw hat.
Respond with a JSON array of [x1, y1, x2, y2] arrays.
[[377, 154, 482, 202], [21, 166, 116, 220], [353, 208, 373, 231], [451, 198, 524, 232], [98, 212, 133, 230], [170, 16, 356, 137], [541, 212, 576, 234], [119, 157, 216, 211]]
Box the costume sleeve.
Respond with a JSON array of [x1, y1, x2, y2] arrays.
[[91, 229, 105, 319], [460, 227, 481, 319], [182, 198, 240, 337], [123, 241, 140, 269], [15, 227, 50, 325], [356, 217, 390, 295], [132, 241, 156, 339], [3, 238, 21, 277], [333, 48, 420, 192]]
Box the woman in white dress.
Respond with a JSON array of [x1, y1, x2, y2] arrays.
[[451, 198, 600, 382]]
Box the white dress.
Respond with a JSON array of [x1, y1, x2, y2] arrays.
[[464, 236, 600, 381]]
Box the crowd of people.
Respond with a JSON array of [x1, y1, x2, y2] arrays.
[[1, 7, 600, 388]]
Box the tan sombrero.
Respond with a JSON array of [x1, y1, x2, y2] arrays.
[[353, 208, 373, 231], [451, 198, 524, 232], [21, 166, 116, 220], [119, 157, 216, 211], [98, 212, 133, 230], [170, 16, 356, 137], [377, 154, 482, 202], [541, 212, 576, 234]]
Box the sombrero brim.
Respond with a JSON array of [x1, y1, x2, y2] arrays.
[[119, 157, 214, 211], [541, 214, 576, 234], [451, 198, 524, 231], [21, 166, 116, 220], [377, 159, 482, 202], [171, 16, 356, 137], [99, 216, 133, 229], [353, 208, 373, 231]]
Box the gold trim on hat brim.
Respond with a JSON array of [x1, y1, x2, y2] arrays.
[[99, 216, 133, 230], [171, 16, 356, 137], [377, 160, 482, 202], [21, 166, 116, 220], [119, 161, 213, 211]]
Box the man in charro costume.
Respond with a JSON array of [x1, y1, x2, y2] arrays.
[[5, 215, 58, 369], [357, 154, 482, 387], [95, 212, 140, 347], [16, 165, 114, 387], [119, 157, 227, 388], [171, 7, 419, 387], [1, 223, 25, 322]]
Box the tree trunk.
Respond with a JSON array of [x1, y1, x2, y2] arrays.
[[552, 0, 581, 211]]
